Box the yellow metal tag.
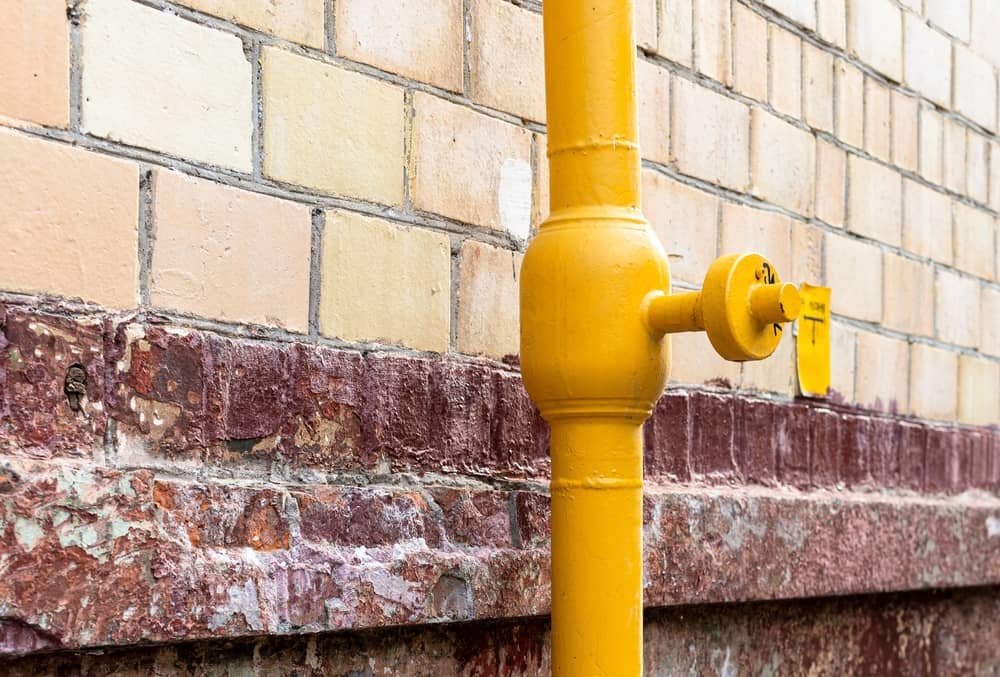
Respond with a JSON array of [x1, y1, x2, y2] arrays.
[[796, 284, 831, 398]]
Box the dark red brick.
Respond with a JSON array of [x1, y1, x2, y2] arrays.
[[492, 371, 550, 479], [689, 391, 735, 479], [431, 488, 512, 547], [809, 409, 841, 486], [643, 390, 690, 480], [296, 487, 443, 548], [867, 417, 900, 486], [512, 491, 550, 549], [775, 403, 811, 488], [733, 398, 777, 484], [441, 361, 497, 474], [988, 432, 1000, 491], [897, 423, 926, 491], [925, 428, 958, 493], [839, 415, 871, 488]]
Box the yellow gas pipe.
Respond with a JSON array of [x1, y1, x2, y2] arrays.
[[519, 1, 801, 674]]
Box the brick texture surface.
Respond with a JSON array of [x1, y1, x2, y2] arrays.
[[0, 0, 69, 128], [176, 0, 325, 47]]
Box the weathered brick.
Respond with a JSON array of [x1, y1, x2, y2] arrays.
[[919, 106, 945, 184], [903, 179, 952, 264], [839, 415, 872, 487], [810, 409, 841, 486], [732, 3, 768, 102], [660, 0, 693, 66], [492, 370, 550, 477], [635, 0, 658, 50], [981, 287, 1000, 356], [897, 422, 926, 490], [925, 0, 970, 41], [668, 331, 741, 387], [750, 109, 815, 215], [297, 487, 442, 547], [815, 140, 846, 227], [829, 320, 857, 402], [769, 26, 801, 118], [641, 170, 718, 285], [636, 59, 671, 165], [431, 488, 513, 548], [262, 47, 405, 205], [966, 431, 993, 490], [954, 45, 997, 132], [689, 392, 735, 478], [792, 221, 823, 284], [935, 269, 981, 348], [457, 240, 521, 359], [891, 91, 919, 173], [761, 0, 816, 29], [846, 0, 902, 82], [513, 492, 550, 548], [971, 0, 1000, 66], [848, 155, 902, 246], [0, 0, 69, 127], [803, 42, 834, 133], [835, 59, 864, 148], [924, 427, 960, 493], [967, 132, 989, 204], [825, 234, 882, 322], [958, 355, 1000, 426], [910, 343, 959, 421], [867, 417, 900, 487], [733, 398, 777, 484], [643, 391, 691, 480], [817, 0, 847, 48], [82, 0, 252, 171], [740, 323, 795, 395], [693, 0, 731, 85], [176, 0, 324, 47], [882, 254, 934, 337], [903, 14, 951, 108], [992, 141, 1000, 213], [721, 202, 792, 275], [943, 117, 967, 195], [864, 78, 891, 162], [671, 77, 750, 191], [856, 331, 908, 414], [0, 129, 139, 309], [533, 132, 550, 229], [954, 203, 996, 280]]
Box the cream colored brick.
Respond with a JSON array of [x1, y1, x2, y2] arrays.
[[829, 320, 857, 401], [846, 0, 902, 82], [815, 140, 846, 228], [903, 179, 953, 264], [864, 78, 891, 163], [457, 240, 521, 359], [336, 0, 463, 91], [82, 0, 252, 171], [262, 47, 404, 206], [413, 93, 532, 239], [0, 129, 138, 308], [732, 3, 768, 102], [0, 0, 69, 128], [637, 60, 671, 165], [533, 133, 550, 230], [891, 91, 919, 173], [919, 106, 944, 184], [825, 233, 882, 322], [660, 0, 693, 66], [848, 155, 902, 246], [936, 269, 981, 348], [750, 110, 815, 215], [971, 0, 1000, 67], [741, 326, 795, 395], [954, 45, 997, 132], [835, 59, 864, 148], [792, 221, 823, 284], [898, 0, 921, 10], [991, 141, 1000, 212], [320, 211, 450, 351], [943, 117, 967, 195], [693, 0, 731, 85], [925, 0, 970, 41], [669, 331, 741, 387], [882, 254, 934, 336], [470, 0, 545, 122], [721, 202, 792, 276], [954, 203, 996, 280], [910, 343, 959, 421], [817, 0, 847, 48], [856, 331, 908, 412], [903, 14, 951, 108], [151, 170, 312, 332], [958, 355, 1000, 425], [761, 0, 816, 28], [636, 0, 658, 51], [967, 132, 989, 204], [803, 43, 833, 133], [176, 0, 324, 47], [671, 78, 750, 191], [642, 170, 718, 285], [981, 286, 1000, 356], [769, 26, 801, 118]]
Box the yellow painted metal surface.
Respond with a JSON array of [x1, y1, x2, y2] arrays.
[[796, 284, 832, 397]]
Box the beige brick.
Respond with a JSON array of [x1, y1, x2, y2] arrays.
[[636, 0, 658, 51], [469, 0, 545, 122], [856, 331, 908, 412], [919, 106, 944, 184], [815, 140, 846, 228], [0, 129, 138, 308], [533, 133, 550, 231], [176, 0, 324, 47], [981, 286, 1000, 356], [741, 326, 795, 395], [936, 269, 981, 348], [971, 0, 1000, 67], [891, 91, 919, 173], [336, 0, 463, 91], [846, 0, 902, 82], [660, 0, 693, 66], [413, 93, 532, 239], [847, 155, 902, 246], [903, 179, 953, 264], [835, 59, 864, 148], [925, 0, 970, 41], [954, 45, 997, 132], [958, 355, 1000, 425], [825, 233, 882, 322], [761, 0, 816, 28], [954, 203, 996, 280], [863, 78, 891, 162], [320, 211, 450, 351], [803, 43, 834, 133], [693, 0, 731, 85], [732, 3, 768, 102], [150, 170, 312, 331], [456, 240, 521, 359], [882, 254, 935, 336], [817, 0, 847, 48], [721, 202, 792, 276], [82, 0, 252, 172], [903, 14, 951, 108], [0, 0, 69, 128], [671, 78, 750, 191], [792, 221, 823, 284], [829, 320, 857, 401], [991, 141, 1000, 212], [641, 170, 718, 285], [769, 26, 801, 118], [262, 47, 405, 206], [750, 110, 815, 215], [909, 343, 959, 421], [967, 132, 989, 204], [637, 60, 671, 165], [943, 117, 967, 195], [668, 331, 741, 387]]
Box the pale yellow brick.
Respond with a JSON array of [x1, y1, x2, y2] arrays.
[[413, 93, 533, 239], [150, 170, 312, 332], [262, 47, 404, 206], [642, 170, 718, 285], [532, 133, 550, 230], [0, 129, 138, 308], [971, 0, 1000, 67], [864, 78, 891, 163], [981, 286, 1000, 356], [919, 106, 944, 184], [693, 0, 732, 85], [967, 132, 989, 204], [82, 0, 252, 172], [825, 233, 882, 322], [732, 3, 768, 102], [636, 0, 658, 51], [792, 221, 823, 284], [954, 203, 996, 280], [0, 0, 69, 128], [846, 0, 902, 82], [958, 355, 1000, 425], [741, 326, 795, 395], [668, 331, 741, 387], [750, 110, 815, 215], [336, 0, 463, 91], [671, 78, 750, 191], [815, 140, 846, 227], [954, 45, 998, 132], [760, 0, 816, 28], [817, 0, 847, 49], [803, 42, 834, 133], [176, 0, 324, 47], [320, 211, 450, 351], [769, 26, 801, 118], [469, 0, 545, 122], [882, 254, 935, 336], [848, 155, 902, 246], [936, 269, 981, 348], [660, 0, 693, 66], [457, 240, 521, 359], [943, 117, 967, 195], [856, 331, 908, 412], [829, 320, 857, 401], [721, 202, 792, 276], [910, 343, 959, 421], [637, 60, 671, 165], [835, 59, 864, 148], [903, 179, 953, 264], [891, 91, 919, 173], [903, 14, 951, 108], [991, 141, 1000, 212], [925, 0, 970, 42]]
